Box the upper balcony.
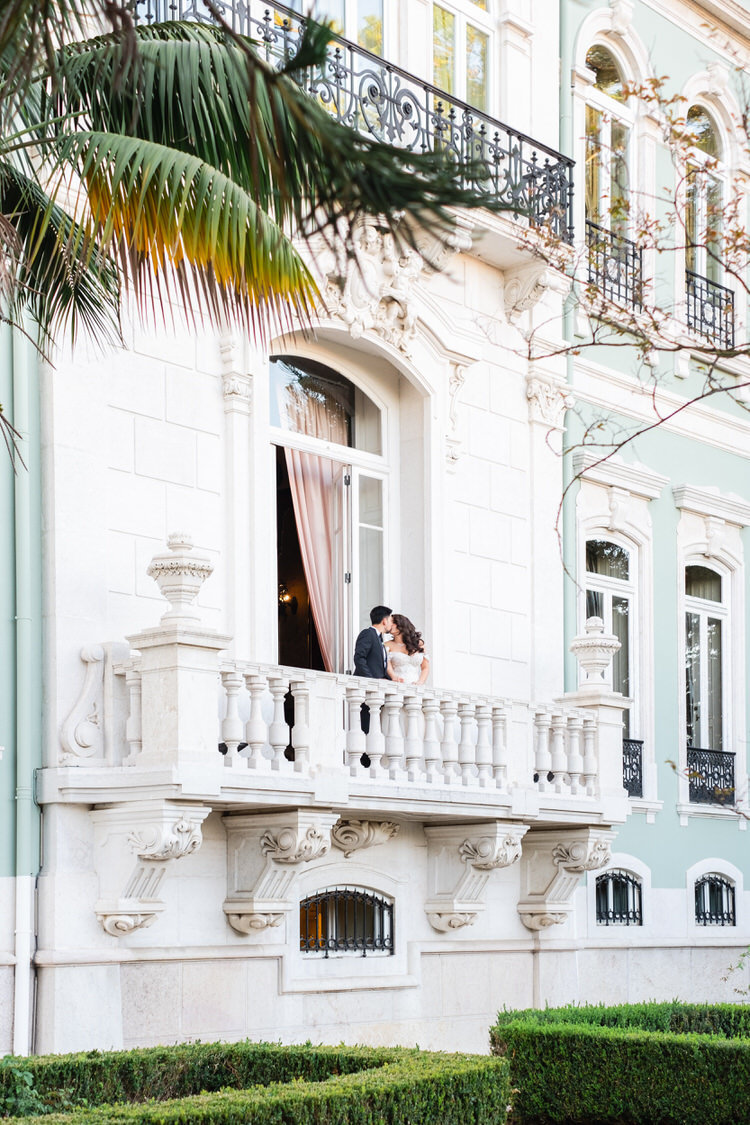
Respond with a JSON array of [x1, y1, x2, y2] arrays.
[[132, 0, 574, 244]]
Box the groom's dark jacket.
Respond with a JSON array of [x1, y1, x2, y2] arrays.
[[353, 626, 388, 678]]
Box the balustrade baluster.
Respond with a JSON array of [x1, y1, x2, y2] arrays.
[[345, 682, 367, 773], [404, 693, 423, 781], [364, 685, 386, 775], [268, 676, 289, 770], [124, 664, 142, 765], [533, 709, 552, 791], [458, 700, 477, 785], [422, 693, 441, 783], [243, 673, 267, 769], [440, 697, 459, 783], [550, 711, 567, 792], [475, 702, 493, 787], [491, 703, 508, 790], [221, 669, 245, 766], [383, 688, 405, 776], [582, 714, 598, 794], [289, 679, 310, 771], [566, 711, 584, 794]]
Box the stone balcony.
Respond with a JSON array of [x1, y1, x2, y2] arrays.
[[40, 536, 629, 938]]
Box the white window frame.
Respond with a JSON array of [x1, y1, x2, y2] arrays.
[[686, 858, 745, 938], [581, 535, 637, 726], [429, 0, 495, 113], [681, 103, 726, 286], [585, 852, 653, 940], [683, 559, 729, 754], [582, 43, 636, 239]]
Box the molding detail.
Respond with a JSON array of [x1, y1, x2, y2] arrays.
[[446, 363, 471, 471], [128, 817, 204, 861], [60, 645, 105, 765], [331, 819, 400, 858], [570, 617, 621, 684], [504, 262, 570, 324], [521, 912, 568, 931], [146, 534, 214, 622], [226, 912, 285, 934], [96, 910, 162, 936], [552, 837, 612, 874], [517, 828, 616, 932], [572, 451, 669, 501], [260, 825, 330, 865], [424, 822, 527, 933], [526, 374, 573, 429], [673, 485, 750, 528]]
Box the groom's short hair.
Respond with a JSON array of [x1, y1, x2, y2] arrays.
[[370, 605, 392, 625]]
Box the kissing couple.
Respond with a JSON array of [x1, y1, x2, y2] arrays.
[[353, 605, 430, 686]]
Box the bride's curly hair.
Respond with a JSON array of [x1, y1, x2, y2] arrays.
[[391, 614, 424, 656]]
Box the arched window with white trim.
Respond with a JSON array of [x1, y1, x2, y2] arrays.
[[596, 869, 643, 926], [694, 873, 735, 927], [584, 538, 633, 734]]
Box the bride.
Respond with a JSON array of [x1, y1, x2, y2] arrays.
[[386, 614, 430, 686]]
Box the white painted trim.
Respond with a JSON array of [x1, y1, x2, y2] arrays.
[[573, 451, 669, 500], [685, 857, 746, 937], [673, 485, 750, 528]]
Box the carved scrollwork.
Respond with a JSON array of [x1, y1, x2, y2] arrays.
[[226, 912, 285, 935], [552, 838, 612, 874], [526, 375, 573, 430], [519, 911, 568, 931], [260, 825, 330, 865], [459, 830, 524, 871], [60, 646, 105, 764], [331, 819, 399, 858], [426, 912, 478, 932], [128, 817, 204, 861], [96, 909, 161, 936]]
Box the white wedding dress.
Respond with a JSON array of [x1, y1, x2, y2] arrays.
[[388, 650, 428, 685]]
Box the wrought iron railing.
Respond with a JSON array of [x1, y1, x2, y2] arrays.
[[622, 738, 643, 798], [686, 746, 735, 805], [586, 220, 643, 309], [132, 0, 574, 241], [695, 874, 735, 926], [300, 887, 394, 955], [686, 269, 734, 348], [596, 870, 643, 926]]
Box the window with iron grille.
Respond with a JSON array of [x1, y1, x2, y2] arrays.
[[595, 869, 642, 926], [695, 874, 735, 926], [300, 887, 394, 956]]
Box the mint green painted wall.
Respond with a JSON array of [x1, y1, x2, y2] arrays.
[[0, 326, 43, 879]]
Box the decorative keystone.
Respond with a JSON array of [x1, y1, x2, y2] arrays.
[[570, 616, 621, 684], [146, 533, 213, 622]]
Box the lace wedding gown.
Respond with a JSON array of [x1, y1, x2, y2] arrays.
[[388, 650, 427, 685]]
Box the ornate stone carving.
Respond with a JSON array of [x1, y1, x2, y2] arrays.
[[146, 534, 214, 622], [323, 217, 423, 354], [459, 829, 524, 871], [526, 375, 573, 429], [505, 262, 570, 324], [128, 817, 204, 861], [520, 912, 568, 932], [60, 645, 105, 764], [552, 838, 611, 874], [260, 825, 330, 865], [570, 617, 621, 684], [426, 912, 478, 932], [221, 372, 252, 403], [226, 912, 285, 935], [609, 0, 633, 37], [96, 910, 162, 936], [331, 819, 400, 858]]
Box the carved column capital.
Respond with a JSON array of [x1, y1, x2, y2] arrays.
[[526, 374, 573, 430], [221, 371, 253, 413]]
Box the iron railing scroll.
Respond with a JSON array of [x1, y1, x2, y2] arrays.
[[586, 221, 643, 309], [695, 874, 736, 926], [622, 738, 643, 798], [132, 0, 575, 240], [686, 270, 734, 349], [686, 746, 735, 806], [596, 870, 643, 926], [299, 887, 394, 956]]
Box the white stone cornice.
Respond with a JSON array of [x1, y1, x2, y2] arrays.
[[673, 485, 750, 528], [572, 451, 669, 501]]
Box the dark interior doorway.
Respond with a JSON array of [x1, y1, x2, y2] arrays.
[[276, 446, 325, 671]]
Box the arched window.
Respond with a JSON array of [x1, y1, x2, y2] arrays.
[[684, 106, 733, 346], [695, 874, 735, 926], [585, 539, 633, 735], [584, 45, 640, 307], [300, 887, 394, 955], [596, 870, 643, 925], [271, 355, 387, 674]]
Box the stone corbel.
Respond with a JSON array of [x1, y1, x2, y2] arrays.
[[92, 801, 211, 936], [424, 822, 528, 932], [331, 819, 400, 858], [60, 646, 105, 764], [504, 262, 571, 325], [223, 810, 339, 935], [517, 827, 615, 931]]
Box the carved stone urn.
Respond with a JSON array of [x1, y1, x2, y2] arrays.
[[570, 616, 621, 684], [146, 533, 213, 622]]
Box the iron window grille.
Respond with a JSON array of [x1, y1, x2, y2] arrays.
[[300, 887, 394, 956], [596, 870, 643, 926], [695, 874, 736, 926], [132, 0, 575, 241], [586, 220, 643, 309], [685, 270, 734, 349], [686, 746, 735, 806], [622, 739, 643, 798]]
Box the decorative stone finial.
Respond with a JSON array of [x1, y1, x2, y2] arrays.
[[146, 533, 213, 622], [570, 616, 621, 684]]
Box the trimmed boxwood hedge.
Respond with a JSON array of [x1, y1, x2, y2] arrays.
[[1, 1041, 510, 1124], [490, 1002, 750, 1125]]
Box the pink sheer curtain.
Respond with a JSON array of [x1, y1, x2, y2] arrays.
[[282, 386, 347, 673]]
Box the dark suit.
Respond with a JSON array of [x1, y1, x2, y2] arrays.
[[353, 626, 388, 739]]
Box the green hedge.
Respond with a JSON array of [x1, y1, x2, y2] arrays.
[[490, 1003, 750, 1125], [1, 1042, 510, 1124]]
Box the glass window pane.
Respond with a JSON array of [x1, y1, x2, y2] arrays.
[[585, 105, 602, 223], [359, 474, 383, 528], [611, 119, 629, 231], [687, 105, 720, 158], [469, 0, 487, 8], [359, 527, 384, 633], [433, 5, 456, 95], [686, 166, 698, 274], [466, 24, 488, 111], [585, 589, 604, 619], [270, 356, 382, 454], [612, 595, 630, 735], [707, 617, 723, 751], [353, 385, 382, 455], [706, 175, 723, 284], [685, 611, 701, 748], [586, 539, 630, 580], [358, 0, 383, 55], [322, 0, 345, 34], [586, 45, 625, 101], [685, 565, 722, 602]]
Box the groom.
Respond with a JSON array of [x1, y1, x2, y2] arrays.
[[353, 605, 392, 736]]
